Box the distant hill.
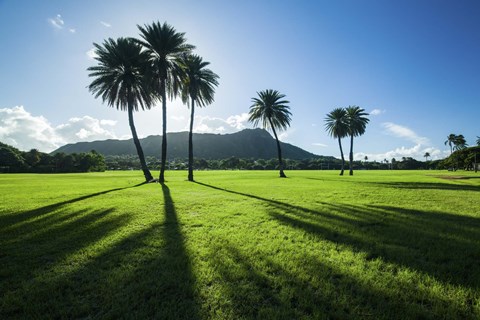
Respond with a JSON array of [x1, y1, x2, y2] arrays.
[[52, 128, 325, 160]]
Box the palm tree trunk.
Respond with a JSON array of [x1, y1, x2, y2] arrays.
[[128, 104, 153, 182], [349, 134, 354, 176], [159, 81, 167, 183], [268, 118, 286, 178], [188, 99, 195, 181], [337, 137, 345, 176]]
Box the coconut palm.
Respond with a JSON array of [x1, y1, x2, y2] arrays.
[[249, 89, 292, 178], [87, 37, 155, 182], [137, 21, 194, 183], [453, 134, 468, 151], [324, 108, 348, 175], [345, 106, 370, 175], [444, 134, 457, 154], [180, 54, 219, 181], [424, 152, 431, 162]]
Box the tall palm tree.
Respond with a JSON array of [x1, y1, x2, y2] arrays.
[[249, 89, 292, 178], [137, 21, 194, 183], [444, 134, 457, 154], [87, 37, 155, 182], [345, 106, 369, 175], [324, 108, 348, 175], [180, 54, 219, 181]]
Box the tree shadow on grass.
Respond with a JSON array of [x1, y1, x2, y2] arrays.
[[207, 242, 470, 319], [1, 183, 200, 319], [372, 181, 479, 192], [195, 182, 480, 290], [0, 182, 146, 233]]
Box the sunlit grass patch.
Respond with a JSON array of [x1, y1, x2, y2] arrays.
[[1, 170, 479, 319]]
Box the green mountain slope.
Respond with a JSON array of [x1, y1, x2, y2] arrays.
[[52, 128, 322, 160]]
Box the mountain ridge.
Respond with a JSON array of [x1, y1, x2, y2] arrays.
[[52, 128, 327, 160]]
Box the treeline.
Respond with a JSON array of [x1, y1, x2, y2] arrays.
[[0, 142, 105, 173], [104, 155, 447, 171]]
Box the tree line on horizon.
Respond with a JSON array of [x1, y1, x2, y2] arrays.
[[0, 142, 105, 173]]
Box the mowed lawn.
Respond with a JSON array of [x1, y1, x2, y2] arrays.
[[0, 170, 479, 319]]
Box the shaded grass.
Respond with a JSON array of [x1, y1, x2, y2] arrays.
[[0, 170, 479, 319]]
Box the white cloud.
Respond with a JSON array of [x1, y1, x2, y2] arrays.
[[86, 48, 98, 60], [354, 145, 448, 162], [278, 128, 295, 141], [48, 14, 64, 29], [382, 122, 429, 145], [370, 109, 385, 116], [0, 106, 118, 152], [69, 28, 76, 33], [192, 113, 252, 134], [171, 115, 186, 122], [312, 143, 328, 147], [100, 21, 112, 28]]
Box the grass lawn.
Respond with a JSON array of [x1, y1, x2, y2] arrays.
[[0, 170, 479, 319]]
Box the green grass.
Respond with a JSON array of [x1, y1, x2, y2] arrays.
[[1, 170, 479, 319]]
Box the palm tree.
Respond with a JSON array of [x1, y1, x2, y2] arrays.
[[87, 37, 155, 182], [345, 106, 370, 175], [180, 54, 219, 181], [137, 21, 194, 183], [444, 134, 457, 154], [476, 136, 480, 146], [249, 89, 292, 178], [324, 108, 348, 175], [453, 134, 468, 151], [424, 152, 431, 162]]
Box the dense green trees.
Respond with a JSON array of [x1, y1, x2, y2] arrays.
[[0, 142, 105, 173], [87, 37, 156, 182], [249, 90, 292, 178], [179, 54, 219, 181]]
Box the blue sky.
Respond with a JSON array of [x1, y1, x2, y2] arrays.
[[1, 0, 479, 161]]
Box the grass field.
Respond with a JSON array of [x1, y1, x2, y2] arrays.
[[1, 170, 479, 319]]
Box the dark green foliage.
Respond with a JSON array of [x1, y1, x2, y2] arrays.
[[52, 129, 317, 160], [0, 142, 105, 173], [439, 146, 480, 171]]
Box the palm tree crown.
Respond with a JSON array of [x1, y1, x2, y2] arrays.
[[444, 133, 457, 154], [249, 89, 292, 131], [137, 22, 195, 99], [249, 89, 292, 178], [180, 54, 219, 106], [87, 37, 154, 111]]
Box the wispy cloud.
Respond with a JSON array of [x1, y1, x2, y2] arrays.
[[100, 21, 112, 28], [382, 122, 429, 145], [0, 106, 118, 152], [48, 14, 64, 29], [312, 142, 328, 147], [190, 113, 252, 134], [48, 14, 76, 33], [370, 109, 385, 116]]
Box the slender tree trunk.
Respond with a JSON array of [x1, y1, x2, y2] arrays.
[[349, 134, 354, 176], [337, 137, 345, 176], [159, 80, 167, 183], [268, 118, 286, 178], [128, 104, 153, 182], [188, 99, 195, 181]]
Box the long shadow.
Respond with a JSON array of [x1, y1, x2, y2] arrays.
[[1, 183, 200, 319], [195, 181, 480, 291], [373, 181, 479, 192], [1, 182, 146, 232], [208, 242, 468, 319]]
